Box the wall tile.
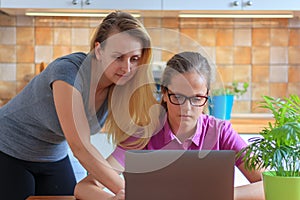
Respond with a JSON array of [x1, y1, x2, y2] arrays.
[[180, 30, 203, 52], [35, 45, 53, 63], [252, 83, 269, 100], [233, 64, 251, 83], [270, 83, 287, 98], [54, 28, 71, 45], [16, 63, 34, 82], [144, 18, 161, 28], [71, 17, 91, 28], [0, 45, 16, 63], [201, 47, 216, 64], [180, 18, 198, 28], [270, 65, 288, 83], [148, 28, 162, 47], [197, 29, 216, 46], [252, 19, 271, 28], [16, 27, 34, 45], [251, 100, 270, 113], [72, 28, 90, 46], [270, 47, 288, 64], [71, 46, 89, 53], [271, 28, 289, 46], [288, 66, 300, 83], [0, 81, 16, 99], [269, 19, 289, 28], [0, 63, 16, 81], [162, 18, 179, 28], [0, 27, 16, 45], [233, 19, 252, 28], [53, 46, 72, 59], [0, 14, 16, 26], [289, 29, 300, 46], [51, 17, 72, 27], [234, 28, 251, 46], [232, 101, 250, 113], [197, 18, 214, 28], [288, 47, 300, 64], [252, 28, 270, 46], [234, 47, 251, 65], [288, 83, 300, 96], [16, 16, 34, 27], [216, 65, 233, 83], [161, 28, 180, 55], [35, 17, 53, 27], [16, 45, 35, 63], [35, 27, 53, 45], [252, 65, 269, 83], [289, 18, 300, 28], [0, 13, 299, 114], [181, 28, 198, 41], [216, 29, 233, 46], [252, 47, 270, 64], [216, 47, 233, 64]]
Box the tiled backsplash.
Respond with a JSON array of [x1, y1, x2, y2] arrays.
[[0, 13, 299, 113]]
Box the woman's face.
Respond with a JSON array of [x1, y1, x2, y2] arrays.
[[97, 32, 143, 85], [163, 71, 208, 132]]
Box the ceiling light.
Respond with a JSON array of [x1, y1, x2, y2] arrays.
[[179, 13, 294, 18], [25, 11, 140, 18]]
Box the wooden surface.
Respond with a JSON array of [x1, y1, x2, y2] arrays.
[[231, 117, 274, 134], [26, 196, 75, 200]]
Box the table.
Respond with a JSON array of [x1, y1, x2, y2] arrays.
[[230, 113, 274, 134], [26, 196, 75, 200]]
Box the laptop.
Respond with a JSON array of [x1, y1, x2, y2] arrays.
[[124, 150, 235, 200]]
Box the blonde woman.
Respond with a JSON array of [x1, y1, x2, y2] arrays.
[[0, 11, 159, 199]]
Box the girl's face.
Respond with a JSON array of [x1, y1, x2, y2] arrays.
[[96, 32, 143, 86], [163, 71, 208, 132]]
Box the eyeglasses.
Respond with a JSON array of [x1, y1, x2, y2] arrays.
[[165, 88, 208, 107]]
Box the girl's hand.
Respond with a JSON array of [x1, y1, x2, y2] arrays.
[[109, 189, 125, 200]]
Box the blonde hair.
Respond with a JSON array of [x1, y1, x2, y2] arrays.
[[96, 11, 160, 149]]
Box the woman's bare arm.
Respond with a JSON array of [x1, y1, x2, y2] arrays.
[[74, 155, 125, 199], [234, 162, 265, 200], [53, 80, 124, 194]]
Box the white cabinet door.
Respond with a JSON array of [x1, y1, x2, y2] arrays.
[[82, 0, 162, 10], [0, 0, 81, 9], [241, 0, 300, 10], [162, 0, 242, 10]]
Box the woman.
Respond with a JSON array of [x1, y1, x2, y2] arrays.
[[0, 11, 159, 199], [75, 51, 264, 200]]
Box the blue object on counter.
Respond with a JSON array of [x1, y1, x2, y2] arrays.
[[208, 95, 234, 120]]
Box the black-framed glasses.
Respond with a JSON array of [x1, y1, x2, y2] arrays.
[[165, 88, 208, 107]]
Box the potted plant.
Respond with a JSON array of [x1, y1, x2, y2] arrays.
[[208, 81, 249, 120], [238, 94, 300, 200]]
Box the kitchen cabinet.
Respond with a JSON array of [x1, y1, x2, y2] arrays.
[[162, 0, 241, 11], [0, 0, 162, 10], [0, 0, 81, 9], [82, 0, 161, 10], [162, 0, 300, 11]]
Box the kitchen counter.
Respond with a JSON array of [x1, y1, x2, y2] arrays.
[[230, 113, 274, 134]]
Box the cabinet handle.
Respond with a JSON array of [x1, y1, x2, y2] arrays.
[[246, 1, 253, 6], [85, 0, 91, 5], [233, 1, 240, 6], [72, 0, 78, 5]]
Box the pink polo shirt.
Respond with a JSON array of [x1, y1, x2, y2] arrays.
[[112, 114, 247, 167]]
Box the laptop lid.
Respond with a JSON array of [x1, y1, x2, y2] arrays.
[[124, 150, 235, 200]]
